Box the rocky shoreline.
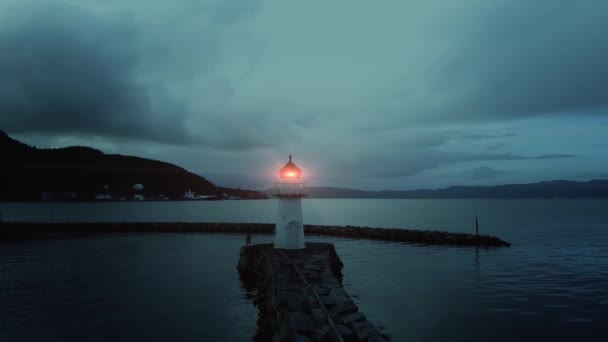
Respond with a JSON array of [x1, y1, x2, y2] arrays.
[[0, 222, 510, 247], [238, 242, 387, 341]]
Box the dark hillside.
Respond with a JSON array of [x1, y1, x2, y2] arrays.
[[0, 131, 266, 201]]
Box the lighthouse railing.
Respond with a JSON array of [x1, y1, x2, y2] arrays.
[[274, 182, 306, 197]]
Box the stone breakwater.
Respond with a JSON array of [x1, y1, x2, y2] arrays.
[[0, 222, 510, 247], [238, 243, 387, 342]]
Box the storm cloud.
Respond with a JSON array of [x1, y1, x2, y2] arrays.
[[372, 0, 608, 127], [350, 151, 574, 179], [1, 0, 606, 190], [469, 166, 509, 180], [0, 3, 198, 142]]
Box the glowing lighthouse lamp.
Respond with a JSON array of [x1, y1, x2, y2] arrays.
[[274, 155, 306, 249]]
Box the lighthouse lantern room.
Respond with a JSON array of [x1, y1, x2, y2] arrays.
[[274, 155, 305, 249]]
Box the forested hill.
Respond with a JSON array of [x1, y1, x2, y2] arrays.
[[0, 131, 267, 201]]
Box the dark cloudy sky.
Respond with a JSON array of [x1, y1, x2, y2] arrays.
[[1, 0, 607, 190]]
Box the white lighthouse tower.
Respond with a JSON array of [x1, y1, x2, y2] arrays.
[[274, 155, 305, 249]]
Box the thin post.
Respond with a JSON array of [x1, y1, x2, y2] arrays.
[[475, 214, 479, 236]]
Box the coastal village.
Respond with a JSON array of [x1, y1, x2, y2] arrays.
[[41, 184, 259, 202]]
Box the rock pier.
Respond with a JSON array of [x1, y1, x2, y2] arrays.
[[0, 222, 510, 247], [238, 243, 387, 342]]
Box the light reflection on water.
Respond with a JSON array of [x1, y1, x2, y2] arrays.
[[1, 199, 607, 341]]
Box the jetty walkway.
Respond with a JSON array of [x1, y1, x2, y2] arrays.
[[0, 222, 510, 247], [239, 243, 387, 341]]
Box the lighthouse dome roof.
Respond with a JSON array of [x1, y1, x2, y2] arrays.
[[279, 155, 302, 179]]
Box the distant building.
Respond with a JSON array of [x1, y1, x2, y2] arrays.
[[184, 189, 195, 199], [133, 194, 144, 200], [95, 194, 112, 200], [133, 184, 144, 191], [183, 190, 215, 200], [41, 192, 54, 201], [40, 192, 78, 201]]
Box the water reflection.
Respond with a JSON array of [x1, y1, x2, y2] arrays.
[[0, 233, 260, 341]]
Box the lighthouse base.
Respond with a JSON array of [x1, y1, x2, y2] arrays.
[[274, 198, 305, 249]]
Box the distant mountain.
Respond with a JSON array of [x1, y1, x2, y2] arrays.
[[264, 180, 608, 199], [0, 131, 267, 201]]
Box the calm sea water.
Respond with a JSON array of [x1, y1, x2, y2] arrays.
[[1, 199, 607, 341]]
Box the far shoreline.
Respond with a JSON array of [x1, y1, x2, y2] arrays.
[[3, 197, 608, 204]]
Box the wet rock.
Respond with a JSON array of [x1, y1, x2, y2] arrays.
[[320, 278, 340, 288], [351, 321, 381, 340], [336, 324, 355, 341], [312, 326, 332, 341], [288, 312, 313, 333], [302, 264, 323, 272], [314, 286, 331, 295], [329, 301, 358, 316], [322, 287, 350, 305], [309, 308, 327, 323], [305, 294, 318, 306], [279, 290, 306, 311], [294, 333, 314, 342], [339, 312, 366, 325]]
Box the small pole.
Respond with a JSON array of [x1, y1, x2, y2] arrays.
[[246, 233, 252, 245], [475, 214, 479, 236]]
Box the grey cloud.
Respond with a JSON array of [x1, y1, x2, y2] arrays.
[[576, 172, 608, 180], [365, 129, 517, 153], [486, 143, 506, 151], [380, 1, 608, 124], [192, 110, 302, 151], [350, 151, 575, 179], [0, 1, 263, 147], [534, 154, 578, 159], [443, 131, 516, 141], [0, 3, 192, 143], [469, 166, 508, 180], [0, 0, 605, 190]]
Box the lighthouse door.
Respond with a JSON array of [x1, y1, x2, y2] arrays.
[[286, 220, 301, 249]]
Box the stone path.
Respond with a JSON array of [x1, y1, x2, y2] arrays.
[[238, 243, 387, 342]]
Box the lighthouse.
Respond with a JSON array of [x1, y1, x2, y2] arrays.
[[274, 155, 305, 249]]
